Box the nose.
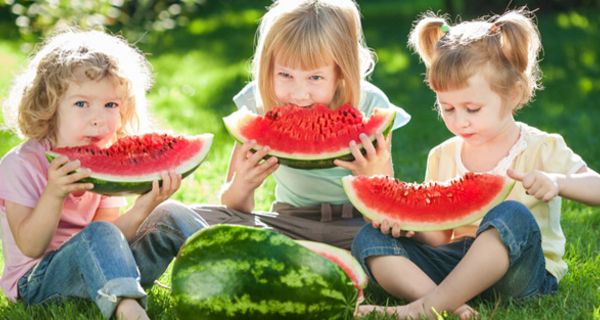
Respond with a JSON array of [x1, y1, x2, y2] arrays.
[[456, 110, 470, 128], [290, 82, 310, 104]]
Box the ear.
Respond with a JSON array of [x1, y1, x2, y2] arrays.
[[509, 80, 526, 111]]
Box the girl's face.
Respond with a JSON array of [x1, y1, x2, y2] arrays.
[[55, 74, 123, 148], [273, 59, 338, 108], [436, 72, 516, 147]]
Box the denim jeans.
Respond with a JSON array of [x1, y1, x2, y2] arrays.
[[17, 200, 207, 318], [351, 200, 558, 300]]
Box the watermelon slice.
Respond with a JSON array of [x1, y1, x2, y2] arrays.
[[46, 133, 213, 195], [296, 240, 368, 303], [223, 103, 395, 169], [342, 173, 515, 231]]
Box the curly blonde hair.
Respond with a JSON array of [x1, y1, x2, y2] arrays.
[[408, 8, 542, 112], [3, 29, 153, 145], [252, 0, 375, 112]]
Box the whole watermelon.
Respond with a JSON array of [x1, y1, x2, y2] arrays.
[[171, 225, 359, 320]]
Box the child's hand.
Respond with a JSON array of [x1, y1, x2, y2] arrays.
[[372, 219, 416, 238], [230, 141, 279, 193], [134, 171, 181, 213], [334, 132, 393, 177], [507, 168, 560, 201], [46, 156, 93, 199]]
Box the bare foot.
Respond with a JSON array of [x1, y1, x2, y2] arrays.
[[356, 303, 425, 319], [454, 304, 479, 319], [115, 298, 149, 320]]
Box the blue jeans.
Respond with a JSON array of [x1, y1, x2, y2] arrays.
[[351, 200, 558, 300], [17, 200, 207, 318]]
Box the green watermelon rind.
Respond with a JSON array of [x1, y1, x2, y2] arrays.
[[295, 240, 367, 304], [342, 175, 516, 232], [45, 133, 213, 196], [223, 107, 396, 169], [171, 225, 358, 320]]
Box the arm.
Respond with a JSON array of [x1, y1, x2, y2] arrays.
[[6, 157, 93, 258], [112, 171, 181, 241], [219, 142, 279, 213], [508, 166, 600, 206]]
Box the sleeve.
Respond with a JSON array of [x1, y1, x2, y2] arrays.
[[424, 146, 441, 183], [359, 81, 411, 130], [99, 195, 127, 208], [539, 134, 586, 174], [0, 152, 47, 209], [232, 81, 259, 113]]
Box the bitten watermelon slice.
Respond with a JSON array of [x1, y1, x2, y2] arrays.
[[172, 225, 360, 320], [223, 103, 395, 169], [342, 173, 515, 231], [46, 133, 213, 195], [296, 240, 368, 303]]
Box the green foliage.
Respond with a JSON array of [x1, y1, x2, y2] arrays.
[[2, 0, 206, 43]]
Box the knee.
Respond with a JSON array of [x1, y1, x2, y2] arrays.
[[85, 221, 123, 238], [83, 221, 127, 244], [149, 200, 208, 237], [483, 200, 538, 232], [351, 225, 383, 255]]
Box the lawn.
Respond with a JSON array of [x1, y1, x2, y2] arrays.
[[0, 1, 599, 319]]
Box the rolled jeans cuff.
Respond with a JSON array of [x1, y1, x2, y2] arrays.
[[95, 277, 147, 319]]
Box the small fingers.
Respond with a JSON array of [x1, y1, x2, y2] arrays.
[[359, 133, 376, 156], [248, 145, 273, 165], [379, 219, 390, 235], [66, 182, 94, 193], [542, 190, 556, 202], [57, 160, 82, 175], [333, 159, 354, 171], [65, 168, 92, 184], [349, 140, 366, 163], [50, 156, 70, 170], [375, 132, 389, 152], [391, 223, 402, 238]]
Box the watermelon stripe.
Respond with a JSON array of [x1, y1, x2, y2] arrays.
[[172, 225, 358, 319]]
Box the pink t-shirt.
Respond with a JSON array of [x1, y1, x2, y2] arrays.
[[0, 139, 126, 301]]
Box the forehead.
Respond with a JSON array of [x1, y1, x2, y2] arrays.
[[436, 72, 498, 101]]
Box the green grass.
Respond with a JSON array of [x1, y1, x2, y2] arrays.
[[0, 2, 599, 319]]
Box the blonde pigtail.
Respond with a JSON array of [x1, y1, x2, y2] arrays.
[[408, 14, 448, 67]]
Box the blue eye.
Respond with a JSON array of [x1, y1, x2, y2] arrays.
[[74, 101, 87, 108], [105, 102, 119, 109], [309, 75, 323, 81]]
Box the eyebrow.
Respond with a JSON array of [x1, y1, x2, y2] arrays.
[[67, 94, 122, 101]]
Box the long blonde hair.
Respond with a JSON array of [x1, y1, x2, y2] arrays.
[[3, 29, 153, 145], [253, 0, 375, 112], [408, 8, 542, 112]]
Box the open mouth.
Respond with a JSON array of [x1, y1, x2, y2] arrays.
[[85, 136, 102, 144]]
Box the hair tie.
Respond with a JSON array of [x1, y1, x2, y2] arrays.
[[490, 23, 502, 34], [440, 23, 450, 33]]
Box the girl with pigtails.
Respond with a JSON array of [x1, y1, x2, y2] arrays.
[[351, 9, 600, 319]]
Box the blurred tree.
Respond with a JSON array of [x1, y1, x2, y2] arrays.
[[0, 0, 207, 43]]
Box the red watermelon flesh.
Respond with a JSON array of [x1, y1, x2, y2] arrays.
[[296, 240, 368, 303], [46, 133, 213, 195], [223, 103, 395, 168], [343, 173, 515, 231]]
